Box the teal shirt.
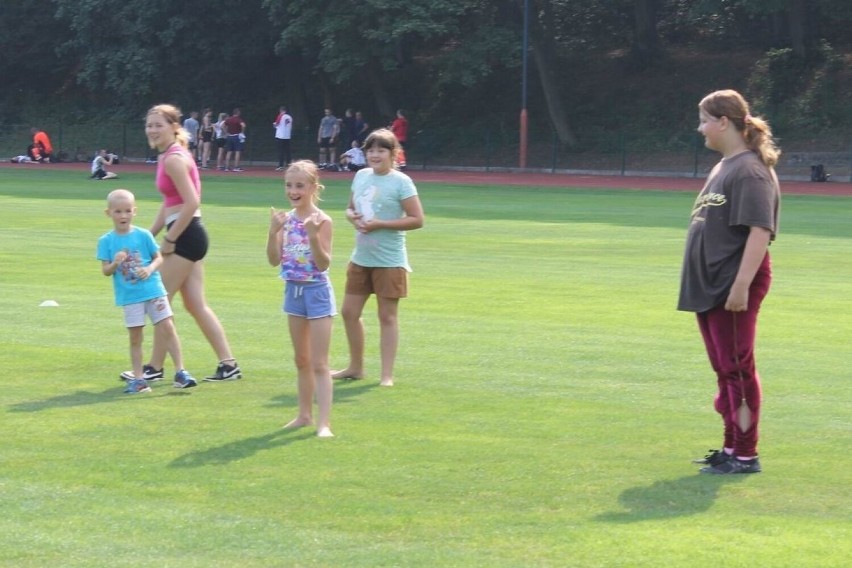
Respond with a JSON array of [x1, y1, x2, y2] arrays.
[[97, 227, 166, 306], [350, 168, 418, 271]]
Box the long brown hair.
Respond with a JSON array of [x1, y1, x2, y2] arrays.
[[699, 90, 780, 167]]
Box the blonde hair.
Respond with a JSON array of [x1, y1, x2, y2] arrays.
[[363, 128, 400, 161], [285, 160, 325, 203], [106, 188, 135, 207], [146, 104, 190, 149], [699, 89, 781, 167]]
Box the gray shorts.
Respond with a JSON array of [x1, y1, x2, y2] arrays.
[[122, 296, 173, 328]]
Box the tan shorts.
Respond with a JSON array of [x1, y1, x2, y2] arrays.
[[344, 263, 408, 299]]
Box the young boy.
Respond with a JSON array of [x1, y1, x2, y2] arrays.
[[91, 149, 118, 180], [97, 189, 197, 392]]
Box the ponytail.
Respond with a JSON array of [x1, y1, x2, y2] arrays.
[[699, 89, 781, 168]]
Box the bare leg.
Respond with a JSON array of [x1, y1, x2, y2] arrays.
[[376, 296, 400, 386], [310, 316, 334, 437], [331, 293, 369, 380], [284, 315, 314, 429], [150, 256, 234, 369], [154, 316, 184, 371], [128, 326, 144, 378]]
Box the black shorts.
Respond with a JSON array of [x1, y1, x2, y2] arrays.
[[319, 137, 333, 149], [216, 138, 226, 149], [92, 168, 107, 179], [201, 130, 213, 143], [167, 217, 209, 262]]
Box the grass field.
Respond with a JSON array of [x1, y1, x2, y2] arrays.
[[1, 168, 850, 567]]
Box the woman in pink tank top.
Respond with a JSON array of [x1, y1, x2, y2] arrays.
[[141, 104, 242, 383]]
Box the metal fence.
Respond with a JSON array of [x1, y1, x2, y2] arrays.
[[4, 121, 850, 181]]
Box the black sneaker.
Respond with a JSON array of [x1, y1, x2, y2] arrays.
[[692, 449, 731, 466], [700, 457, 761, 475], [120, 365, 164, 382], [204, 361, 242, 381]]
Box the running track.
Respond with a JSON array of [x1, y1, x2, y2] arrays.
[[4, 161, 851, 196]]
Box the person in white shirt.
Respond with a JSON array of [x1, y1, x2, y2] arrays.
[[338, 140, 366, 172], [274, 106, 293, 171]]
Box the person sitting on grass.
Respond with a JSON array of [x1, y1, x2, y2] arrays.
[[338, 140, 366, 172], [91, 149, 118, 180]]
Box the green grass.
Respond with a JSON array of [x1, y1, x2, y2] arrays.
[[1, 168, 850, 567]]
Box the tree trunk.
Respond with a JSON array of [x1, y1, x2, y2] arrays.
[[787, 0, 808, 57], [529, 0, 577, 148], [632, 0, 659, 67], [366, 60, 395, 123]]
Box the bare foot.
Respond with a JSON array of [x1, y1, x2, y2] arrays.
[[379, 378, 394, 387], [317, 426, 334, 438], [283, 417, 313, 429], [331, 369, 363, 380]]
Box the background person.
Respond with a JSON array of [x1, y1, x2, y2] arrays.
[[29, 127, 53, 162], [199, 109, 214, 168], [91, 148, 118, 180], [338, 140, 366, 172], [223, 108, 246, 172], [273, 105, 293, 171], [316, 108, 339, 168]]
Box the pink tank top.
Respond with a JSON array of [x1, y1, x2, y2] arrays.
[[156, 145, 201, 207]]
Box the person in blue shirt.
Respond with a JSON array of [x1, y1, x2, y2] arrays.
[[97, 189, 197, 392]]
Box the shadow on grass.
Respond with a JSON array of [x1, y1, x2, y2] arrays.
[[595, 474, 747, 523], [265, 379, 378, 408], [7, 384, 190, 412], [168, 428, 316, 468]]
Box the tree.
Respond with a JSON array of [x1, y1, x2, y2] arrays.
[[53, 0, 277, 112]]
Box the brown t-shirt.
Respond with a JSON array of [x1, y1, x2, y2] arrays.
[[678, 150, 780, 313]]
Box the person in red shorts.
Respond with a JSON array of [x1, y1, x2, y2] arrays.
[[679, 89, 781, 475]]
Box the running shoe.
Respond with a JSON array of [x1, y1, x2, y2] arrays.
[[120, 365, 164, 382], [692, 449, 731, 466], [204, 361, 242, 382], [124, 378, 152, 394], [700, 457, 761, 475], [173, 369, 198, 389]]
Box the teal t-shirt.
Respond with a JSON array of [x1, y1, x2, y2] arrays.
[[96, 226, 167, 306], [350, 168, 418, 271]]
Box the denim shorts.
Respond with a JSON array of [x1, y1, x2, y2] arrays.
[[283, 281, 337, 319]]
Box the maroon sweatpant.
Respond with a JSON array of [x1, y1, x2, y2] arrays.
[[696, 253, 772, 457]]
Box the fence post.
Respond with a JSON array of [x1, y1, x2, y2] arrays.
[[620, 130, 627, 176], [693, 134, 701, 178], [550, 129, 558, 172], [485, 128, 491, 171]]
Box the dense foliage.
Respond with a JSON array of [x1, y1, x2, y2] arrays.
[[2, 0, 849, 153]]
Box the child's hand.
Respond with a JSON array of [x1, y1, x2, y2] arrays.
[[270, 207, 287, 232], [304, 212, 326, 237], [134, 265, 152, 280], [113, 251, 128, 264]]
